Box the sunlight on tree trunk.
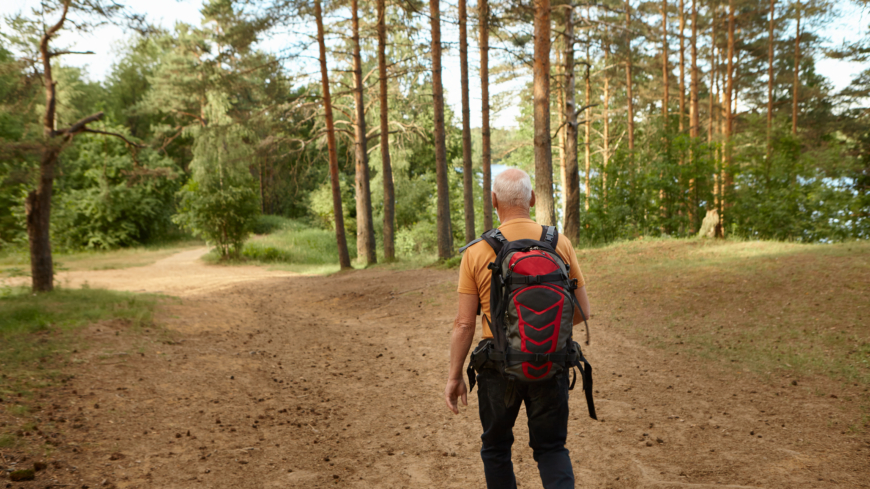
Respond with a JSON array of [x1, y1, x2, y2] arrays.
[[533, 0, 556, 226], [315, 0, 351, 269], [562, 4, 580, 242], [351, 0, 376, 265]]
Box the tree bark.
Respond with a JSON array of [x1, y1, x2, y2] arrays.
[[351, 0, 376, 265], [459, 0, 475, 243], [27, 1, 72, 292], [678, 0, 686, 133], [603, 33, 611, 203], [479, 0, 493, 230], [708, 5, 717, 144], [377, 0, 395, 261], [689, 0, 699, 231], [584, 35, 591, 213], [662, 0, 669, 127], [430, 0, 453, 258], [533, 0, 556, 225], [792, 1, 800, 135], [563, 4, 580, 242], [724, 0, 735, 223], [556, 43, 568, 223], [315, 0, 351, 269], [625, 0, 635, 155]]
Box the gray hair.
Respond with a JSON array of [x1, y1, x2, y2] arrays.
[[493, 168, 533, 209]]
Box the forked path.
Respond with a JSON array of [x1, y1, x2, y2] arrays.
[[8, 250, 868, 488]]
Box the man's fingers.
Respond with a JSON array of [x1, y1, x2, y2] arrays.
[[445, 394, 458, 414], [461, 391, 468, 407]]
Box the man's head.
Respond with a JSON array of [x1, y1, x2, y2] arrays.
[[492, 168, 535, 221]]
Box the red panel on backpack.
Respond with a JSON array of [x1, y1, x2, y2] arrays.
[[509, 251, 559, 276]]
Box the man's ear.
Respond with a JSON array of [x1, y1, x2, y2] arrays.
[[491, 192, 498, 211], [529, 191, 536, 208]]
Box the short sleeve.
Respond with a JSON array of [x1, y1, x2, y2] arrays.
[[457, 249, 479, 295], [557, 235, 585, 288]]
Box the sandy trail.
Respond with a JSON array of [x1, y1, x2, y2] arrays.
[[3, 247, 299, 296], [1, 249, 867, 488]]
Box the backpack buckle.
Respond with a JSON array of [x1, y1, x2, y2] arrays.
[[533, 353, 547, 362]]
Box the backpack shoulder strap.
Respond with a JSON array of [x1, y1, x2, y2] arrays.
[[459, 228, 507, 254], [539, 225, 559, 248], [480, 228, 507, 255]]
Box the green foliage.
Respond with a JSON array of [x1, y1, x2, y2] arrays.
[[241, 216, 355, 265], [172, 92, 260, 259], [52, 128, 181, 250]]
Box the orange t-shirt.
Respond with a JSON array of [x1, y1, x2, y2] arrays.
[[457, 218, 585, 339]]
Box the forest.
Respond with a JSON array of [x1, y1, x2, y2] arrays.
[[1, 0, 868, 291]]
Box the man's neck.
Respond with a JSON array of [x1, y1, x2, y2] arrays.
[[497, 209, 532, 225]]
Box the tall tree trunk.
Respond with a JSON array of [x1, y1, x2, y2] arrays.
[[662, 0, 669, 127], [708, 4, 717, 144], [27, 1, 72, 292], [459, 0, 476, 243], [767, 0, 775, 159], [533, 0, 556, 225], [430, 0, 453, 258], [557, 44, 567, 223], [625, 0, 635, 155], [584, 36, 591, 213], [678, 0, 686, 133], [479, 0, 493, 230], [723, 0, 735, 226], [315, 0, 351, 269], [792, 1, 800, 135], [689, 0, 699, 231], [563, 4, 580, 241], [603, 32, 611, 204], [351, 0, 376, 265], [377, 0, 395, 261]]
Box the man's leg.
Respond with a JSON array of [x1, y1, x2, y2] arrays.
[[477, 368, 523, 489], [525, 372, 574, 489]]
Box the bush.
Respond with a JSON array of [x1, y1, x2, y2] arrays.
[[252, 215, 289, 235], [241, 217, 356, 265], [52, 130, 181, 249], [172, 92, 260, 259]]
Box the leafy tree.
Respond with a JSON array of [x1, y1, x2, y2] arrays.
[[172, 92, 260, 259]]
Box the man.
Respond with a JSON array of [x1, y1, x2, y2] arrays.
[[444, 168, 591, 489]]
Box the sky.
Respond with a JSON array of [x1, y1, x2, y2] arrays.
[[1, 0, 866, 131]]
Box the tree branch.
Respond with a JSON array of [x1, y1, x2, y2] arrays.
[[81, 128, 144, 147]]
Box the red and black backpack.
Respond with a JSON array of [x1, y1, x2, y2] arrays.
[[461, 225, 597, 419]]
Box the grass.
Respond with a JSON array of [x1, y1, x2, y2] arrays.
[[584, 238, 870, 386], [0, 239, 204, 275], [0, 286, 161, 396], [206, 216, 447, 274]]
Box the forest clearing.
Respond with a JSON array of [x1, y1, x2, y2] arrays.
[[1, 239, 868, 488]]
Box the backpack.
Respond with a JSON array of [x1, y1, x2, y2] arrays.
[[460, 225, 597, 420]]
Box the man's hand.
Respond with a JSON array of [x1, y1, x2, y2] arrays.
[[444, 378, 468, 414]]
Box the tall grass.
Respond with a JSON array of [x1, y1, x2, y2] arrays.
[[242, 217, 357, 265]]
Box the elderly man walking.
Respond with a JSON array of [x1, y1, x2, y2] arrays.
[[444, 168, 593, 489]]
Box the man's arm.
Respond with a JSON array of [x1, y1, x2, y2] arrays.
[[573, 285, 592, 325], [444, 293, 479, 414]]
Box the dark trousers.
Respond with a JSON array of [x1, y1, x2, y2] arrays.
[[476, 368, 574, 489]]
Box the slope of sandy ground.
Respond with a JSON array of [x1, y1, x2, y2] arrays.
[[1, 250, 868, 488]]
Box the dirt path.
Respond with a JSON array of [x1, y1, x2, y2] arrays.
[[2, 251, 868, 488], [3, 247, 299, 296]]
